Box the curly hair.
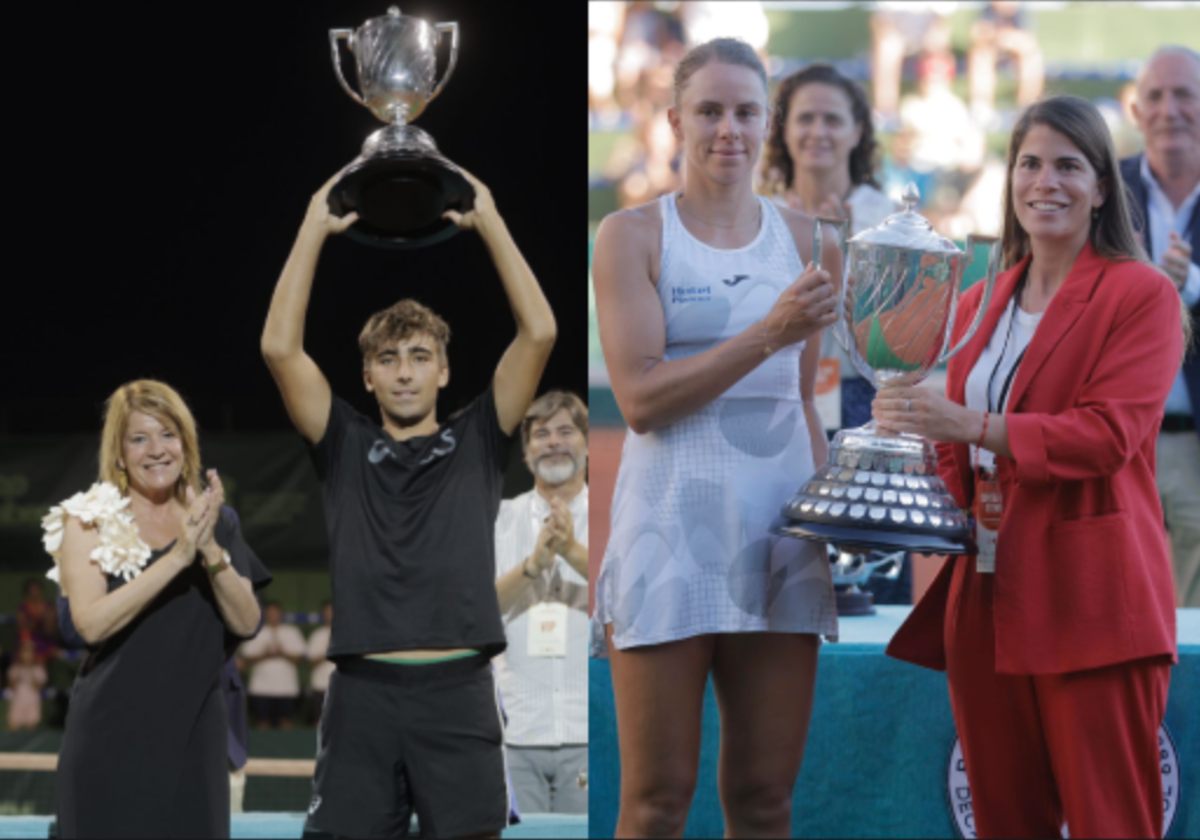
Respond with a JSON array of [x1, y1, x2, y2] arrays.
[[760, 64, 880, 197], [358, 298, 451, 365]]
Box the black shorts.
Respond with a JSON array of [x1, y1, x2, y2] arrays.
[[304, 655, 510, 839]]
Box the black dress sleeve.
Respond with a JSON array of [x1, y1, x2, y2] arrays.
[[216, 506, 272, 591]]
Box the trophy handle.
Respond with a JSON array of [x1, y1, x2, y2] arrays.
[[812, 217, 852, 354], [427, 22, 460, 107], [939, 235, 1003, 362], [329, 29, 366, 107]]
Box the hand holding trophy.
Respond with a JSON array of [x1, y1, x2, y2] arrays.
[[775, 184, 1002, 613], [326, 6, 475, 249]]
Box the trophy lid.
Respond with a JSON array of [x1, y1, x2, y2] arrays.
[[849, 183, 961, 254]]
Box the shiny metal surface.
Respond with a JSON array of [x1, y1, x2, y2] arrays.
[[781, 184, 999, 552], [330, 6, 459, 125]]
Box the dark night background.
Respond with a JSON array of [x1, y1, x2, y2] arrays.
[[0, 2, 581, 435]]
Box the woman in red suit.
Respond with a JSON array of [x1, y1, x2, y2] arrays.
[[873, 95, 1192, 839]]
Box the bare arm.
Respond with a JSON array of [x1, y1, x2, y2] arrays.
[[261, 176, 358, 444], [593, 209, 840, 434], [445, 169, 557, 435], [496, 527, 556, 615], [193, 473, 260, 637], [59, 497, 213, 646], [799, 334, 830, 467], [200, 548, 260, 638]]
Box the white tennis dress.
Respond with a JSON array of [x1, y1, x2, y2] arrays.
[[591, 193, 838, 656]]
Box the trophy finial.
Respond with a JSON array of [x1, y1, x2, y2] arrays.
[[901, 182, 920, 212], [388, 6, 401, 16]]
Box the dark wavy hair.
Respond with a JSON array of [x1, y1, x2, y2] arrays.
[[1001, 95, 1193, 352], [1000, 96, 1145, 269], [760, 63, 880, 196]]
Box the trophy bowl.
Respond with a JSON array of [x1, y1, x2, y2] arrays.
[[326, 6, 474, 249], [774, 184, 1002, 556]]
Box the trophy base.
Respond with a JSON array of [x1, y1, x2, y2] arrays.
[[329, 125, 475, 249], [773, 519, 974, 556], [778, 422, 974, 554], [836, 586, 876, 617]]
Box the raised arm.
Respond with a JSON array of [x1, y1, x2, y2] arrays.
[[444, 169, 557, 435], [261, 176, 359, 445], [592, 208, 841, 434]]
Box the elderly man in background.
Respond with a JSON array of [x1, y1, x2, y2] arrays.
[[494, 391, 589, 815], [1122, 45, 1200, 607]]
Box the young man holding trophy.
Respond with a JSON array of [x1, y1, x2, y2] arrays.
[[261, 163, 556, 838]]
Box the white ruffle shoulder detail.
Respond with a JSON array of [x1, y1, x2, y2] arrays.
[[41, 482, 152, 583]]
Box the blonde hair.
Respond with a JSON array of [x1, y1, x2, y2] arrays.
[[359, 299, 451, 365], [99, 380, 201, 503]]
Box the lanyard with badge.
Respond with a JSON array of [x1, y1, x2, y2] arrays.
[[973, 281, 1028, 574], [527, 505, 568, 657]]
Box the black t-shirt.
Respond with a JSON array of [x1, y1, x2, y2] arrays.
[[310, 386, 513, 659]]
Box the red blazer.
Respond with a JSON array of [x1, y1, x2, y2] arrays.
[[887, 243, 1182, 675]]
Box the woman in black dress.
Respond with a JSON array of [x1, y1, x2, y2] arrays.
[[46, 380, 270, 838]]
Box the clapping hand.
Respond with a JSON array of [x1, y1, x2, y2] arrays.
[[545, 498, 576, 556], [195, 470, 225, 560], [179, 485, 216, 563], [530, 525, 556, 574], [1161, 231, 1192, 293]]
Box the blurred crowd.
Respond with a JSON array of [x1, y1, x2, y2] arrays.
[[589, 1, 1147, 242]]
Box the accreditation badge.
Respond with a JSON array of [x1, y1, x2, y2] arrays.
[[973, 470, 1003, 574], [528, 602, 569, 657]]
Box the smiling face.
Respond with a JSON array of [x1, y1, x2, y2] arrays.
[[120, 411, 185, 497], [525, 408, 587, 487], [363, 333, 449, 428], [1133, 50, 1200, 171], [785, 82, 862, 179], [669, 61, 769, 188], [1011, 123, 1106, 253]]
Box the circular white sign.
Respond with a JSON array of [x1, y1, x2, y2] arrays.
[[947, 724, 1180, 838]]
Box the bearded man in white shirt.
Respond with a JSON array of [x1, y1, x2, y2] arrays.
[[494, 391, 588, 814]]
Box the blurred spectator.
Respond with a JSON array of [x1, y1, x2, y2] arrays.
[[680, 2, 769, 65], [761, 63, 895, 233], [1122, 45, 1200, 607], [17, 578, 59, 664], [589, 1, 624, 119], [239, 601, 305, 730], [880, 123, 937, 213], [870, 1, 954, 119], [615, 1, 685, 112], [899, 51, 987, 226], [967, 1, 1044, 126], [610, 103, 681, 208], [224, 658, 250, 813], [760, 62, 895, 427], [494, 392, 589, 815], [7, 640, 47, 731], [306, 600, 334, 726]]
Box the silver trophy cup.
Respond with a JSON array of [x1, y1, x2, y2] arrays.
[[327, 6, 473, 249], [774, 184, 1001, 562]]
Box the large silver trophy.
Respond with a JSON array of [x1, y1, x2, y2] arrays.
[[775, 185, 1001, 605], [327, 7, 473, 249]]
